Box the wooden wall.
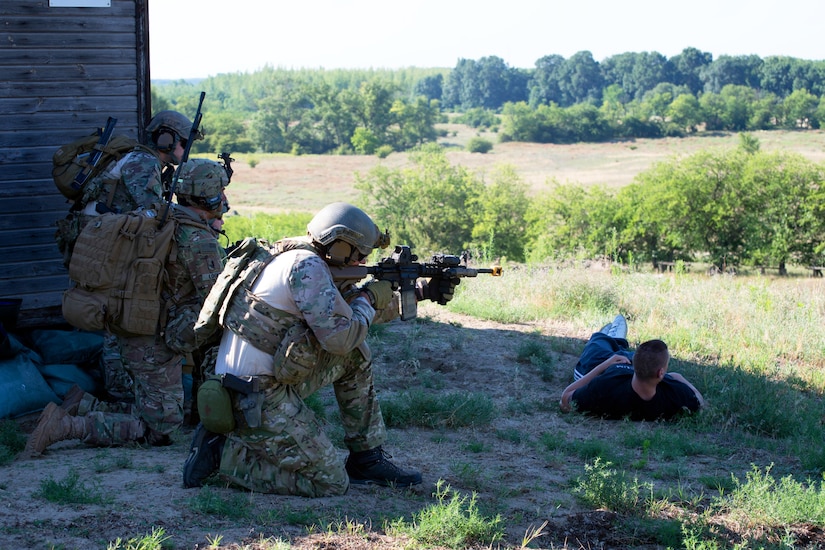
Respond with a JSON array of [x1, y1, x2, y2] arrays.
[[0, 0, 150, 328]]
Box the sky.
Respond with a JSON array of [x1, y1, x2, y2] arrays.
[[150, 0, 825, 81]]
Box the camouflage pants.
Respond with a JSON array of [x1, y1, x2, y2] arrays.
[[75, 333, 183, 446], [73, 389, 142, 446], [118, 333, 184, 439], [101, 331, 134, 400], [219, 347, 385, 497]]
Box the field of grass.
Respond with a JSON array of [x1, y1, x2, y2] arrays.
[[216, 128, 825, 216]]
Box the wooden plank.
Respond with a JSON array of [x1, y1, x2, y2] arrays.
[[0, 109, 137, 127], [0, 179, 55, 197], [0, 80, 137, 98], [1, 259, 66, 279], [0, 33, 135, 49], [5, 226, 69, 247], [0, 16, 135, 33], [0, 207, 66, 228], [2, 161, 61, 180], [0, 275, 69, 297], [0, 125, 139, 148], [0, 242, 63, 266], [1, 65, 138, 81], [0, 96, 136, 115], [15, 304, 68, 330], [0, 49, 137, 65]]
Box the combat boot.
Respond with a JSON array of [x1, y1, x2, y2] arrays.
[[183, 423, 225, 488], [60, 384, 87, 415], [25, 402, 90, 456], [345, 446, 422, 487]]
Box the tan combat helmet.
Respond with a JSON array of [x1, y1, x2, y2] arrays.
[[307, 202, 389, 265]]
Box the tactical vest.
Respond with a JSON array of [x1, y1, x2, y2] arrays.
[[194, 238, 319, 355]]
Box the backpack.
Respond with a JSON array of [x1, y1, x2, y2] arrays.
[[61, 207, 184, 336], [52, 125, 139, 200]]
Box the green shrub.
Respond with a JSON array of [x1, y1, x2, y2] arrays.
[[375, 144, 393, 158], [466, 137, 493, 154]]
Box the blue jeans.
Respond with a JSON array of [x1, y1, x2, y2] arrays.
[[573, 332, 634, 380]]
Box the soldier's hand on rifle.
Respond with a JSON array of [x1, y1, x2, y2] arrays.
[[362, 280, 394, 310], [415, 277, 461, 305]]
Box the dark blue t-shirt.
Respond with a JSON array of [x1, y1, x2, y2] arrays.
[[571, 364, 701, 421]]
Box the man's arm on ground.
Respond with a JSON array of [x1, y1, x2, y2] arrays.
[[559, 355, 629, 412], [667, 372, 705, 408]]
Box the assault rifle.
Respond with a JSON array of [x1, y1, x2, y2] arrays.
[[72, 116, 118, 192], [159, 91, 205, 226], [218, 152, 235, 183], [330, 244, 502, 321]]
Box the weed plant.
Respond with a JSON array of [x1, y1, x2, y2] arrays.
[[573, 458, 653, 514], [107, 526, 169, 550], [386, 480, 503, 549], [35, 470, 112, 505]]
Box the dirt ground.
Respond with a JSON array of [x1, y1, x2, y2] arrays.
[[0, 304, 680, 550]]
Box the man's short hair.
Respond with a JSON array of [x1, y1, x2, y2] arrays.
[[633, 339, 669, 380]]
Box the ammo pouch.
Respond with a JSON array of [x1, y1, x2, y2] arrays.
[[196, 376, 235, 434], [198, 373, 265, 431], [272, 325, 322, 384]]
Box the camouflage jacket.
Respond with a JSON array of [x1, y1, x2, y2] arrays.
[[166, 204, 225, 309], [81, 147, 167, 213], [216, 239, 376, 377]]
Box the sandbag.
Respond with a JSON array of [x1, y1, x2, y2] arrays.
[[37, 364, 98, 399], [29, 329, 103, 366], [0, 335, 58, 418]]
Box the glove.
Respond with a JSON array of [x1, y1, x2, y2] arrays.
[[362, 280, 393, 310], [415, 277, 460, 305]]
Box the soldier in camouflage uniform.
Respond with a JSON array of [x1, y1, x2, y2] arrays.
[[56, 110, 201, 401], [183, 203, 455, 497], [27, 159, 229, 454]]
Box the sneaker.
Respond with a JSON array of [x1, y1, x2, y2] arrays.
[[182, 423, 225, 488], [600, 314, 628, 339], [346, 447, 422, 487]]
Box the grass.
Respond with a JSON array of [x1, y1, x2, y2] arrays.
[[387, 480, 504, 549], [380, 390, 496, 429], [34, 470, 112, 505], [188, 487, 253, 520], [221, 130, 825, 215], [0, 419, 26, 465], [107, 527, 170, 550]]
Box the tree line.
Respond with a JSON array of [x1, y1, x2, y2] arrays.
[[356, 136, 825, 272], [152, 48, 825, 155]]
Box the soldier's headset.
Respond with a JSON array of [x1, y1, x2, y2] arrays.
[[326, 240, 364, 265], [154, 129, 181, 153]]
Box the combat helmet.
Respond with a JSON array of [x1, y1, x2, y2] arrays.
[[175, 158, 228, 212], [146, 110, 202, 160], [147, 110, 196, 139], [307, 202, 389, 265]]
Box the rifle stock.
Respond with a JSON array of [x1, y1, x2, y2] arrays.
[[330, 245, 502, 321]]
